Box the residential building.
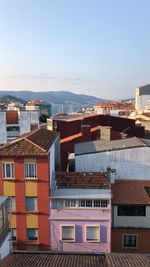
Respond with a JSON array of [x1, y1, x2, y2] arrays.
[[75, 137, 150, 181], [26, 100, 52, 118], [93, 101, 134, 116], [112, 180, 150, 253], [0, 196, 10, 260], [135, 84, 150, 112], [50, 172, 111, 253], [1, 251, 150, 267], [0, 110, 39, 144], [48, 113, 144, 170], [0, 128, 60, 250]]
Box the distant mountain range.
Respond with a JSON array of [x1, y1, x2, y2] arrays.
[[0, 91, 106, 114]]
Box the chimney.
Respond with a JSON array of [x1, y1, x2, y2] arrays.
[[100, 126, 112, 141], [81, 125, 91, 141]]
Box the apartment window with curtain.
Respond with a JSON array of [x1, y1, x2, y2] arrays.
[[61, 225, 75, 242], [86, 226, 100, 242], [26, 197, 37, 211], [2, 161, 14, 178], [24, 160, 36, 178], [8, 197, 16, 211]]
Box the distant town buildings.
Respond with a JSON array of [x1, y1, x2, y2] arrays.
[[26, 100, 52, 120], [93, 101, 135, 117]]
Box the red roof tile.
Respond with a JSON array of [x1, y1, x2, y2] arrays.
[[0, 129, 59, 157], [56, 172, 110, 189], [1, 252, 150, 267], [112, 180, 150, 205], [6, 111, 18, 124]]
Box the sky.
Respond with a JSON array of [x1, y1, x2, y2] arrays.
[[0, 0, 150, 99]]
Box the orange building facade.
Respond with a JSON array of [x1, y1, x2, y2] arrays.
[[0, 128, 60, 250]]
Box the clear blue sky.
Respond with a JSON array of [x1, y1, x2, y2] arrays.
[[0, 0, 150, 99]]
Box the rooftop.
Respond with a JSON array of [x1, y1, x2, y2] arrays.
[[0, 128, 59, 157], [56, 172, 110, 189], [112, 180, 150, 205], [1, 252, 150, 267], [53, 113, 99, 122], [75, 137, 150, 155]]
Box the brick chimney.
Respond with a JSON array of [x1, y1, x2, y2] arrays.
[[100, 126, 112, 141], [81, 125, 91, 142]]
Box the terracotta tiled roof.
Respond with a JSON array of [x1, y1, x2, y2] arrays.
[[1, 252, 150, 267], [56, 172, 110, 189], [0, 129, 59, 157], [6, 111, 18, 124], [112, 180, 150, 205]]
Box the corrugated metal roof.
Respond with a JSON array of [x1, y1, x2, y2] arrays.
[[52, 189, 111, 199], [75, 137, 150, 155], [1, 252, 150, 267]]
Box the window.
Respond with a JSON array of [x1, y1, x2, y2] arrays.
[[79, 199, 92, 207], [12, 229, 17, 241], [118, 205, 146, 216], [61, 225, 75, 242], [86, 226, 100, 242], [65, 199, 76, 207], [24, 162, 36, 178], [8, 197, 16, 211], [52, 199, 109, 209], [27, 229, 38, 241], [0, 209, 3, 230], [123, 235, 137, 248], [26, 197, 37, 211], [2, 162, 14, 178]]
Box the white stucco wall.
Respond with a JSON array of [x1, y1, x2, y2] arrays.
[[113, 206, 150, 228], [0, 232, 11, 260], [19, 111, 39, 135], [0, 112, 7, 144], [75, 147, 150, 180]]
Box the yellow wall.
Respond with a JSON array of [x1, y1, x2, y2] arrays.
[[8, 214, 16, 228], [3, 181, 15, 196], [26, 214, 38, 228], [25, 181, 37, 196]]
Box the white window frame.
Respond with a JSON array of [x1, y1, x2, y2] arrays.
[[85, 225, 100, 243], [2, 161, 14, 178], [24, 161, 37, 178], [52, 199, 109, 209], [60, 225, 75, 242], [122, 234, 138, 249]]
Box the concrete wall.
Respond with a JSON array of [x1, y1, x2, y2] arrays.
[[50, 203, 111, 253], [75, 147, 150, 180], [0, 112, 7, 144], [113, 206, 150, 228], [19, 111, 39, 135]]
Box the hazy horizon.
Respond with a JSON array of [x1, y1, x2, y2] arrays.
[[0, 0, 150, 99]]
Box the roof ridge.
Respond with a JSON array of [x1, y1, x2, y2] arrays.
[[25, 138, 46, 152]]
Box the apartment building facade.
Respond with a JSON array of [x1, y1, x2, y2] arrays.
[[0, 110, 39, 144], [0, 128, 60, 250], [112, 180, 150, 253], [50, 172, 111, 253]]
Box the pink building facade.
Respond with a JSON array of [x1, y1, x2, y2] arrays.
[[50, 188, 111, 253]]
